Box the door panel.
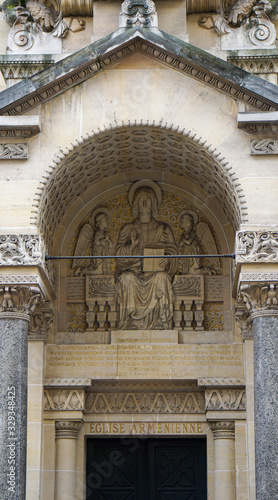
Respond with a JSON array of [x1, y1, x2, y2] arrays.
[[86, 438, 207, 500]]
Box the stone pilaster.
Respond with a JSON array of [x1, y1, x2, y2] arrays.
[[55, 421, 82, 500], [210, 421, 236, 500], [238, 282, 278, 500], [0, 285, 43, 500]]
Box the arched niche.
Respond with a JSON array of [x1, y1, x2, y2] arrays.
[[34, 124, 246, 338]]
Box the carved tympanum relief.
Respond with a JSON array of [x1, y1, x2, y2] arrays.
[[67, 181, 224, 332]]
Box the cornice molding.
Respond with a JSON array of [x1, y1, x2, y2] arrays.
[[0, 28, 278, 116]]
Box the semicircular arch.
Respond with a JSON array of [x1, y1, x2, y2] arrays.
[[33, 123, 248, 253]]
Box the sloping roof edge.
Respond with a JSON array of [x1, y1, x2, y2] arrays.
[[0, 26, 278, 115]]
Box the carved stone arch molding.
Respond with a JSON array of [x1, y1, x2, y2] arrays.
[[32, 122, 248, 256]]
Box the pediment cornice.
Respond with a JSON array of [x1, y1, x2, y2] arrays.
[[1, 27, 278, 115]]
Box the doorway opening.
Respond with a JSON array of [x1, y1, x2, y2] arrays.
[[86, 437, 207, 499]]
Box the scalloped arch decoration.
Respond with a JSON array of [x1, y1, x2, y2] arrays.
[[33, 122, 248, 252]]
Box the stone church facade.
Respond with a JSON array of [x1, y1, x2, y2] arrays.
[[0, 1, 278, 499]]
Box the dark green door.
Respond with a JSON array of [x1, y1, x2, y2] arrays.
[[86, 438, 207, 500]]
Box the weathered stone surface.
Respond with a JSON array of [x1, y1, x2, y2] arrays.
[[253, 314, 278, 500], [0, 318, 28, 500]]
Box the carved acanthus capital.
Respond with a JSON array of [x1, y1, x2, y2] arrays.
[[119, 0, 158, 28], [236, 230, 278, 263], [209, 421, 235, 439], [239, 283, 278, 319], [29, 302, 54, 341], [0, 285, 43, 321], [55, 420, 82, 439]]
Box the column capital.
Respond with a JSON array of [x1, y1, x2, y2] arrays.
[[55, 420, 83, 439], [239, 283, 278, 319], [0, 285, 44, 321], [209, 421, 235, 439]]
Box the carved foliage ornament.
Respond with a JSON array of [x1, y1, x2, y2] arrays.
[[198, 0, 277, 47], [0, 234, 42, 265], [209, 421, 235, 439], [29, 302, 54, 340], [236, 231, 278, 262], [55, 420, 82, 438], [0, 285, 42, 318], [119, 0, 157, 28], [239, 283, 278, 317]]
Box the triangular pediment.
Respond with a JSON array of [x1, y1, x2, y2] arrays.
[[1, 27, 278, 115]]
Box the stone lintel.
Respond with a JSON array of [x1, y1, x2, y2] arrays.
[[0, 116, 40, 139]]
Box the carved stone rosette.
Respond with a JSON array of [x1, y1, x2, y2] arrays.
[[209, 421, 235, 439], [55, 420, 82, 439]]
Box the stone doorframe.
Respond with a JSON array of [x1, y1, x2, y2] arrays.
[[42, 377, 247, 500]]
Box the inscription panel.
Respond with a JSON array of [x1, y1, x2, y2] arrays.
[[46, 344, 243, 379], [46, 345, 117, 378], [85, 421, 208, 436], [117, 344, 243, 379]]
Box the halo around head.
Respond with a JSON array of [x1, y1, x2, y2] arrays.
[[128, 179, 162, 208], [91, 207, 111, 226], [179, 210, 198, 226]]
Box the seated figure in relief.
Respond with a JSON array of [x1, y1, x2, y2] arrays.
[[72, 208, 113, 276], [115, 181, 178, 330], [178, 211, 219, 275]]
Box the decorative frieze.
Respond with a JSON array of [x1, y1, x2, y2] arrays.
[[250, 139, 278, 155], [0, 234, 42, 265], [198, 378, 245, 386], [44, 389, 85, 411], [209, 421, 235, 439], [85, 391, 205, 414], [205, 389, 245, 410], [0, 143, 28, 159], [44, 377, 92, 387], [236, 230, 278, 262], [55, 420, 82, 439]]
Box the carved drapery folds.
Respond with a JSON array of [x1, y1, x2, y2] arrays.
[[67, 181, 223, 331]]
